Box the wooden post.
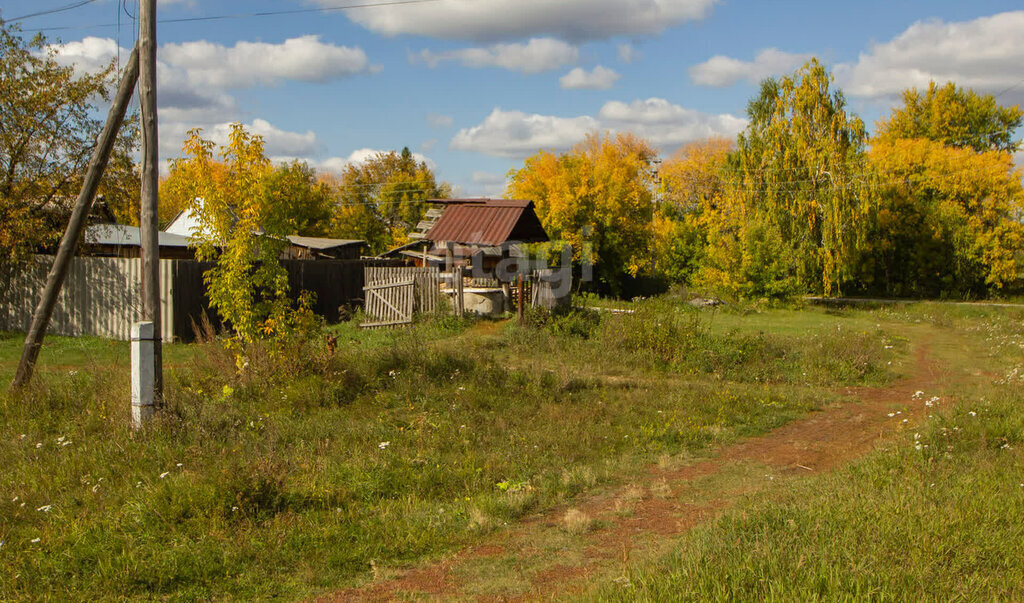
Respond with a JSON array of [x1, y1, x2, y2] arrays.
[[455, 265, 464, 317], [11, 46, 140, 390], [517, 273, 524, 323], [139, 0, 163, 401]]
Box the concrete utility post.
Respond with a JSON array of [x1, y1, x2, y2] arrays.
[[131, 322, 156, 429], [138, 0, 163, 407]]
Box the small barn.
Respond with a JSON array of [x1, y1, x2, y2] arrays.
[[383, 198, 549, 276], [282, 236, 365, 260]]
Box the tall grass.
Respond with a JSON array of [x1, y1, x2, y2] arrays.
[[590, 306, 1024, 602], [0, 303, 897, 600]]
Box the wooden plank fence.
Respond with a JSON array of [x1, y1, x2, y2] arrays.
[[1, 256, 410, 342], [362, 266, 441, 327]]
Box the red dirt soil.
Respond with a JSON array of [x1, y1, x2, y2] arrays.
[[320, 344, 942, 602]]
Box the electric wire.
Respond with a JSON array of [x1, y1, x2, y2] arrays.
[[20, 0, 443, 32], [5, 0, 100, 22]]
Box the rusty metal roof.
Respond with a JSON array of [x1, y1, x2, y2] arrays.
[[424, 199, 549, 246]]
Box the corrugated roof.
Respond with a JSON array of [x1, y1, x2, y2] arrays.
[[424, 199, 548, 246], [285, 236, 364, 250], [85, 224, 192, 248]]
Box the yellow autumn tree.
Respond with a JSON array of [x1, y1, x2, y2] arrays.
[[858, 139, 1024, 296], [654, 137, 734, 284], [329, 147, 448, 254], [507, 132, 658, 296], [699, 59, 870, 298], [164, 125, 316, 348]]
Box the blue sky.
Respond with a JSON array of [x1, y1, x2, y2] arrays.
[[6, 0, 1024, 195]]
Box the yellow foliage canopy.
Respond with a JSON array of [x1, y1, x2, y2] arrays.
[[508, 132, 657, 293], [866, 138, 1024, 291]]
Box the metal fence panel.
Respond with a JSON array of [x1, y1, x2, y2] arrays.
[[0, 255, 175, 342]]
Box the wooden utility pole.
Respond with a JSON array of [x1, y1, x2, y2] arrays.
[[11, 46, 141, 390], [139, 0, 163, 401]]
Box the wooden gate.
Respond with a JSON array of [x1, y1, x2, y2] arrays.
[[362, 266, 441, 327], [362, 279, 415, 327]]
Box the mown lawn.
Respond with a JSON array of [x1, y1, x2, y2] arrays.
[[0, 298, 912, 600]]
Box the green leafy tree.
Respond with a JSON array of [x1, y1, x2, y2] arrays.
[[165, 125, 315, 347], [0, 22, 137, 259], [330, 147, 449, 253], [700, 58, 869, 297], [874, 82, 1022, 153], [263, 161, 333, 237]]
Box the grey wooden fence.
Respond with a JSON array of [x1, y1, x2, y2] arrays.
[[0, 255, 175, 341], [1, 256, 410, 342], [362, 266, 441, 327]]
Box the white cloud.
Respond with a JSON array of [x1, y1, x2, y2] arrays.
[[560, 65, 621, 90], [689, 48, 812, 87], [618, 43, 641, 64], [428, 113, 454, 128], [48, 35, 373, 121], [451, 108, 599, 158], [836, 11, 1024, 100], [338, 148, 438, 171], [161, 35, 372, 88], [161, 119, 321, 163], [47, 36, 120, 74], [414, 38, 578, 74], [451, 99, 745, 158], [472, 171, 508, 197], [598, 98, 747, 148], [338, 0, 717, 42]]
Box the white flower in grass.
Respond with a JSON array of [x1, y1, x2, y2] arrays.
[[35, 443, 42, 449], [887, 413, 895, 417], [30, 538, 40, 543], [36, 505, 52, 512], [378, 441, 390, 450], [969, 411, 977, 417], [159, 472, 169, 479], [913, 391, 924, 399]]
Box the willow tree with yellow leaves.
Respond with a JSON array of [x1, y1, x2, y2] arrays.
[[164, 125, 315, 347], [702, 59, 870, 298], [508, 133, 658, 296]]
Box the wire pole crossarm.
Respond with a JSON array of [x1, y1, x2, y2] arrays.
[[11, 45, 140, 390]]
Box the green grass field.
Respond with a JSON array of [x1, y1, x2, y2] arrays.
[[1, 297, 1021, 600], [587, 302, 1024, 601]]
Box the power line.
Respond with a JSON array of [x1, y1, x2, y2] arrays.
[[5, 0, 99, 22], [22, 0, 443, 32]]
